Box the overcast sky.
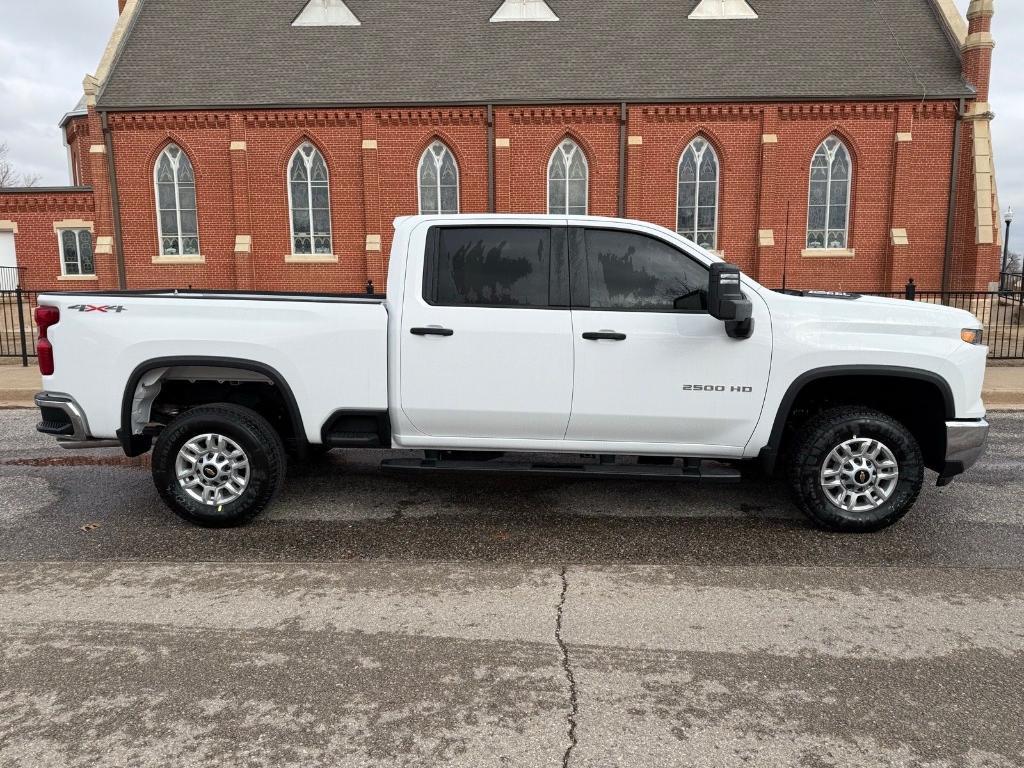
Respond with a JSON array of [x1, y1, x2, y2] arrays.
[[1, 0, 1021, 252]]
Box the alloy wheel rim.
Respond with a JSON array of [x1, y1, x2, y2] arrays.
[[175, 433, 250, 506], [819, 436, 899, 513]]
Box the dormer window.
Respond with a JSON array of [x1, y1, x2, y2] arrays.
[[490, 0, 559, 22], [293, 0, 360, 27], [688, 0, 758, 19]]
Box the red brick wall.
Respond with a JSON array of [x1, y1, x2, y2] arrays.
[[0, 190, 95, 290], [6, 99, 995, 294]]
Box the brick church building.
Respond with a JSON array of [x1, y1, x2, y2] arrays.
[[0, 0, 1004, 294]]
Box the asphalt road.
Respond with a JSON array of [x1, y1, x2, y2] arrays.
[[1, 408, 1022, 767]]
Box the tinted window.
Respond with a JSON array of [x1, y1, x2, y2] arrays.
[[431, 227, 551, 307], [584, 229, 709, 311]]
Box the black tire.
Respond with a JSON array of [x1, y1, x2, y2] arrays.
[[152, 403, 286, 527], [787, 406, 924, 533]]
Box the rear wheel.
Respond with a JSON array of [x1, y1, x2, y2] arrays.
[[152, 403, 286, 527], [787, 406, 924, 532]]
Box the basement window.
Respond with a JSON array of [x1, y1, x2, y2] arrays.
[[490, 0, 559, 22], [293, 0, 360, 27], [688, 0, 758, 19]]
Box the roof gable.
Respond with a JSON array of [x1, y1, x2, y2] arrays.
[[97, 0, 971, 110]]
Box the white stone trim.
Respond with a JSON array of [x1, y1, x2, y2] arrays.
[[285, 253, 338, 263], [758, 229, 775, 247], [0, 220, 18, 234], [361, 139, 378, 150], [896, 132, 913, 143], [962, 31, 995, 52], [761, 134, 778, 144], [93, 0, 142, 88], [890, 228, 909, 247], [966, 0, 994, 20], [94, 236, 114, 255], [801, 248, 856, 259], [933, 0, 968, 43], [230, 141, 247, 151], [57, 274, 99, 282], [627, 135, 643, 146], [152, 255, 205, 264], [53, 219, 95, 234], [365, 234, 382, 252], [89, 144, 107, 154], [495, 138, 510, 148], [234, 235, 252, 253]]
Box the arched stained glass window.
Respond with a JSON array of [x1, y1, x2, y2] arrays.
[[677, 137, 719, 249], [548, 139, 588, 215], [418, 141, 459, 215], [154, 144, 199, 256], [807, 136, 852, 249], [288, 143, 332, 255]]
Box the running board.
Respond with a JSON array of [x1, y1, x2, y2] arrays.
[[380, 458, 741, 482]]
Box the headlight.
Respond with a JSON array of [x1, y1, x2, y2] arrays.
[[961, 328, 984, 345]]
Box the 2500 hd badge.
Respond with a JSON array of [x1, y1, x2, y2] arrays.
[[682, 385, 755, 393]]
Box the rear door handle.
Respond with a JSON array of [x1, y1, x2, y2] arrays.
[[410, 327, 454, 337], [582, 331, 627, 341]]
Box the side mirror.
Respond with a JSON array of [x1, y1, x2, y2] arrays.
[[708, 263, 754, 339]]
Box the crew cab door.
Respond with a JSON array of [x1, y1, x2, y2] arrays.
[[399, 224, 574, 440], [565, 224, 772, 450]]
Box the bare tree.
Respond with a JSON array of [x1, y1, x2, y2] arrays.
[[0, 142, 40, 188]]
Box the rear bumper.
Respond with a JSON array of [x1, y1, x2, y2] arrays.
[[34, 392, 120, 449], [938, 418, 989, 485]]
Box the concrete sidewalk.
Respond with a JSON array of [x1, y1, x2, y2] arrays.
[[2, 360, 1024, 409]]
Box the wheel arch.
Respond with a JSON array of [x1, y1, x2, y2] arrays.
[[760, 365, 955, 475], [118, 356, 305, 457]]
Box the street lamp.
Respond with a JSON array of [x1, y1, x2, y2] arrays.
[[1001, 206, 1014, 291]]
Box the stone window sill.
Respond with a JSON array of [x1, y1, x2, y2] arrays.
[[285, 253, 338, 264], [801, 248, 855, 259], [57, 274, 98, 281], [153, 255, 205, 264]]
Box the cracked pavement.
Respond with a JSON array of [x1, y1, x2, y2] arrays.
[[0, 408, 1023, 767]]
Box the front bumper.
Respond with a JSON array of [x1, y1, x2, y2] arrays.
[[937, 418, 989, 486]]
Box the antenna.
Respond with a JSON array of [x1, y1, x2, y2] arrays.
[[781, 201, 792, 292]]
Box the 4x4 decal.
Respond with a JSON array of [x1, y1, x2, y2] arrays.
[[68, 305, 128, 313]]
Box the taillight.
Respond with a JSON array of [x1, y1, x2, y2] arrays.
[[35, 306, 60, 376]]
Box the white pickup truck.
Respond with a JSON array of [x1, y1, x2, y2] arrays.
[[33, 215, 989, 532]]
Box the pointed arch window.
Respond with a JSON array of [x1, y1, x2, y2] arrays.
[[288, 142, 332, 255], [418, 141, 460, 215], [548, 139, 588, 215], [807, 136, 852, 249], [677, 137, 719, 249], [154, 144, 199, 256]]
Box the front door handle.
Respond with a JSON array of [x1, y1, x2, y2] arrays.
[[410, 326, 454, 337], [582, 331, 627, 341]]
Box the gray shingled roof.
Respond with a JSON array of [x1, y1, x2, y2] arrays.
[[96, 0, 972, 111]]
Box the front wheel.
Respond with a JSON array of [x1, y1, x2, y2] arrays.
[[787, 406, 924, 532], [151, 403, 286, 527]]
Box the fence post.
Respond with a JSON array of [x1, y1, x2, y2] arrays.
[[15, 285, 28, 367], [904, 278, 916, 301]]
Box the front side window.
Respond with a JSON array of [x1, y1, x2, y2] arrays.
[[154, 144, 199, 256], [289, 142, 333, 255], [59, 229, 94, 276], [428, 227, 552, 307], [584, 229, 708, 312], [677, 137, 719, 249], [806, 136, 852, 249], [419, 141, 459, 215], [548, 139, 588, 215]]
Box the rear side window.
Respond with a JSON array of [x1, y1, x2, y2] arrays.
[[584, 229, 709, 311], [428, 227, 552, 307]]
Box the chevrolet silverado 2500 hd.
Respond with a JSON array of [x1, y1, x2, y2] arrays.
[[33, 215, 989, 531]]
